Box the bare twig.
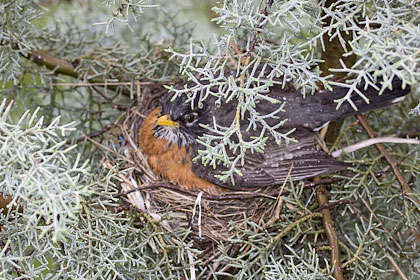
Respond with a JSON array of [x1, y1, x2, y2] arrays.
[[266, 163, 294, 226], [357, 115, 420, 211], [316, 185, 344, 280], [0, 41, 137, 96], [332, 136, 419, 158], [313, 199, 356, 212], [91, 87, 129, 111], [49, 82, 153, 87], [66, 124, 115, 144], [202, 244, 232, 267], [248, 0, 274, 55]]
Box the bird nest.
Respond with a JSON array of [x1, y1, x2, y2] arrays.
[[101, 88, 337, 250], [99, 89, 299, 247]]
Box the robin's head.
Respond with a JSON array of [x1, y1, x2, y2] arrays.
[[153, 94, 209, 147]]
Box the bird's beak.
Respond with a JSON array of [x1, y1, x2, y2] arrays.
[[155, 115, 180, 127]]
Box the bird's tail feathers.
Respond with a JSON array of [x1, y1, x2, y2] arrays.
[[331, 76, 410, 118]]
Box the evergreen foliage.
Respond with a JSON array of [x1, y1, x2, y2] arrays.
[[0, 0, 419, 279]]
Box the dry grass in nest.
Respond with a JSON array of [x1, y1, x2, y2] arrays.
[[97, 91, 291, 247], [96, 91, 346, 256], [99, 89, 340, 249]]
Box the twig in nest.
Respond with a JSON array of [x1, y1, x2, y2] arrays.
[[197, 246, 213, 260], [266, 163, 294, 226], [187, 250, 196, 280], [91, 138, 136, 166], [357, 115, 420, 211], [115, 178, 339, 204], [202, 244, 233, 267], [115, 182, 278, 200]]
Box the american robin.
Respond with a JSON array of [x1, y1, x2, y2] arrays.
[[139, 76, 410, 194]]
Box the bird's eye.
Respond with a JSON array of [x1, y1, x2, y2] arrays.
[[184, 112, 198, 124]]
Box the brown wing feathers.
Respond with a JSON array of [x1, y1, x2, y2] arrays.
[[142, 75, 410, 191], [191, 129, 348, 190]]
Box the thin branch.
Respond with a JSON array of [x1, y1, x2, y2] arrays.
[[0, 38, 140, 97], [313, 199, 356, 212], [29, 49, 133, 95], [331, 136, 420, 158], [29, 49, 79, 77], [357, 115, 420, 211], [248, 0, 274, 55], [91, 87, 130, 111], [49, 81, 154, 87], [316, 185, 345, 280], [66, 124, 115, 144], [202, 244, 233, 267], [266, 163, 294, 227]]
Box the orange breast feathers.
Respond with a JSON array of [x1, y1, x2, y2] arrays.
[[139, 107, 223, 194]]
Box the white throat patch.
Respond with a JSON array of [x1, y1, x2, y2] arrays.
[[154, 125, 195, 147]]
